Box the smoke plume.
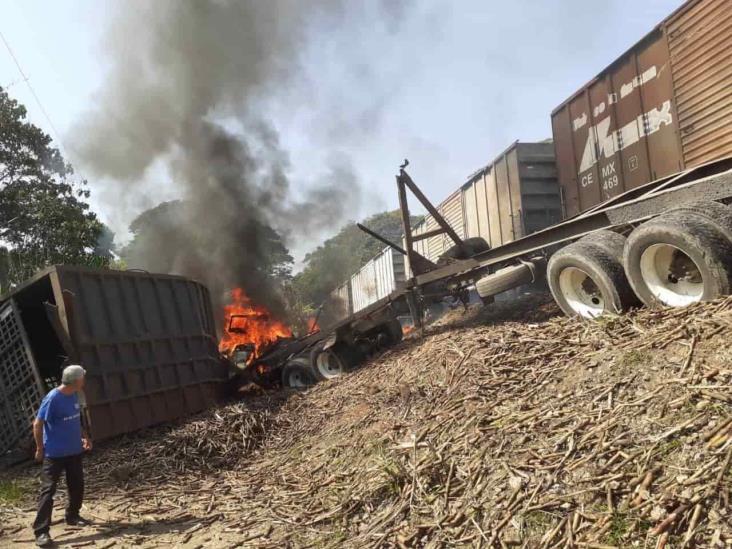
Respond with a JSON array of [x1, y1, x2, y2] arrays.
[[74, 0, 370, 318]]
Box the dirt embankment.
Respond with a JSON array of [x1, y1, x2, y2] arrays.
[[2, 294, 731, 548]]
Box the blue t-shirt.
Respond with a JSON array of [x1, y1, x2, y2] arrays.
[[36, 388, 83, 458]]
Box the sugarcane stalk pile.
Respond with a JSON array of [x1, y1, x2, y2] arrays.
[[230, 295, 731, 547], [84, 393, 287, 486], [37, 294, 732, 548]]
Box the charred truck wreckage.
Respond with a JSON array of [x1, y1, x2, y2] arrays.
[[3, 0, 732, 457]]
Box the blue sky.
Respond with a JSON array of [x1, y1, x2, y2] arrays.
[[1, 0, 684, 259]]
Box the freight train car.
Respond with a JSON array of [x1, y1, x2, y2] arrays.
[[350, 246, 407, 313], [321, 245, 406, 325], [408, 141, 562, 269], [552, 0, 732, 217]]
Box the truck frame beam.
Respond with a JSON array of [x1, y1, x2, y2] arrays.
[[411, 160, 732, 287], [255, 157, 732, 389]]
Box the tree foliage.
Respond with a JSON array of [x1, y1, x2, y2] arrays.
[[0, 87, 104, 292], [93, 224, 116, 260], [121, 200, 294, 281], [292, 209, 422, 307]]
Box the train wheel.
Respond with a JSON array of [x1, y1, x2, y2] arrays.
[[281, 358, 317, 388], [624, 211, 732, 308], [548, 230, 636, 318]]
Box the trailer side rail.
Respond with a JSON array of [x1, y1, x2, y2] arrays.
[[412, 160, 732, 286]]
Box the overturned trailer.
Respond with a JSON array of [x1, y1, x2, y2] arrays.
[[0, 266, 227, 456]]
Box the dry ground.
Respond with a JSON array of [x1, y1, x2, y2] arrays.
[[1, 294, 731, 548]]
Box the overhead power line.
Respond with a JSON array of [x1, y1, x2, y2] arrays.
[[0, 30, 68, 152], [0, 28, 87, 189]]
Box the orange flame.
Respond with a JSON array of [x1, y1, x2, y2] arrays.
[[307, 317, 320, 333], [219, 288, 292, 360]]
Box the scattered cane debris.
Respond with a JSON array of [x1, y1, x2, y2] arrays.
[[2, 294, 731, 548], [85, 394, 288, 484]]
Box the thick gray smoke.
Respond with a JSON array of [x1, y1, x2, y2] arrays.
[[74, 0, 367, 318]]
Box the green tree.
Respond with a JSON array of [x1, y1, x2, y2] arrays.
[[292, 209, 421, 307], [121, 200, 294, 281], [93, 224, 116, 259], [0, 87, 104, 292]]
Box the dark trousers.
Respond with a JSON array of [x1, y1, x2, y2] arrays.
[[32, 453, 84, 536]]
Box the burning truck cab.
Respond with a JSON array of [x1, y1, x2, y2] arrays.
[[217, 285, 410, 390], [228, 342, 255, 371], [218, 289, 292, 371], [222, 312, 290, 371], [218, 288, 309, 388]]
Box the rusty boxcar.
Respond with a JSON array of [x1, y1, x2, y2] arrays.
[[552, 0, 732, 217], [409, 141, 562, 266]]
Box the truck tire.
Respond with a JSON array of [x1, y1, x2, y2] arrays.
[[385, 318, 403, 345], [666, 200, 732, 242], [438, 237, 490, 265], [281, 358, 317, 388], [548, 231, 636, 318], [475, 262, 535, 299], [576, 229, 628, 262], [309, 342, 360, 380], [623, 212, 732, 308]]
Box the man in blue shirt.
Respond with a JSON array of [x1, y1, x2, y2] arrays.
[[31, 365, 93, 548]]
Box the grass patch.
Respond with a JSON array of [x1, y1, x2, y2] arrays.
[[657, 438, 682, 457], [369, 443, 408, 498], [606, 512, 629, 545], [618, 349, 652, 369], [595, 314, 624, 331], [523, 510, 554, 535], [636, 518, 653, 535], [0, 478, 32, 505]]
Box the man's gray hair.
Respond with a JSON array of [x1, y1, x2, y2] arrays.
[[61, 365, 86, 385]]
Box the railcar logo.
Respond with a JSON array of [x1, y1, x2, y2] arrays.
[[569, 64, 674, 189], [579, 100, 673, 180]]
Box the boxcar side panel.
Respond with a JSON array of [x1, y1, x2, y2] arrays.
[[667, 0, 732, 167]]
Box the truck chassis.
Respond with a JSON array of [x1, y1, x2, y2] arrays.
[[251, 157, 732, 388]]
